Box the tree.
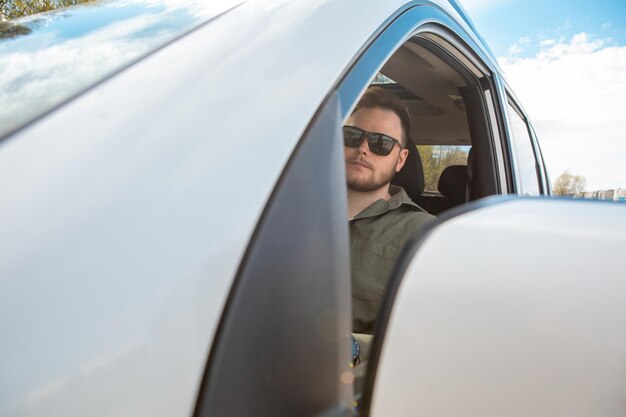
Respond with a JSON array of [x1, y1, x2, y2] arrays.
[[1, 0, 93, 21], [417, 145, 468, 192], [553, 170, 586, 196]]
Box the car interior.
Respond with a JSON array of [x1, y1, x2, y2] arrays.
[[371, 35, 502, 215], [349, 33, 506, 411]]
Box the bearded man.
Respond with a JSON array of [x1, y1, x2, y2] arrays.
[[344, 87, 435, 362]]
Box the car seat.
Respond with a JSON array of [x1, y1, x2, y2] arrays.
[[391, 138, 425, 206]]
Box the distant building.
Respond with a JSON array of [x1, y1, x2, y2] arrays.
[[576, 188, 626, 201]]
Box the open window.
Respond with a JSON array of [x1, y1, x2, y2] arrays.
[[341, 32, 502, 218], [336, 6, 508, 414], [396, 35, 503, 210]]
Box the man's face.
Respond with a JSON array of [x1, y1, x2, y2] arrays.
[[345, 107, 408, 193]]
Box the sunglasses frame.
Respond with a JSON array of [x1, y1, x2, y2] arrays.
[[343, 125, 403, 156]]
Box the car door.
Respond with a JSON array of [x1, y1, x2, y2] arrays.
[[367, 197, 626, 417], [0, 3, 357, 417], [195, 2, 505, 414], [193, 93, 355, 417], [324, 3, 626, 416]]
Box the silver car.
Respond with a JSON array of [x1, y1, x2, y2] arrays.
[[1, 1, 625, 416]]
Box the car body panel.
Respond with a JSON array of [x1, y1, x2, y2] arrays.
[[0, 0, 615, 416], [370, 197, 626, 417], [0, 1, 464, 415]]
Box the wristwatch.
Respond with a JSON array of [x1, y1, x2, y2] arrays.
[[350, 334, 360, 367]]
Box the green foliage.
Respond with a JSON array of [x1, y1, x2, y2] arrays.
[[553, 170, 586, 196], [0, 20, 31, 38], [1, 0, 95, 21], [417, 145, 468, 192]]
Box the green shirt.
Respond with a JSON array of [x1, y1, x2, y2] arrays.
[[350, 185, 435, 334]]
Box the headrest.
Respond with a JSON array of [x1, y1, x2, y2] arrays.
[[391, 139, 425, 203], [467, 147, 474, 179], [438, 165, 467, 201]]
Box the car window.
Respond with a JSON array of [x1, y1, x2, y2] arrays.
[[506, 100, 541, 196], [0, 0, 241, 140], [417, 145, 470, 193], [336, 5, 503, 412], [371, 35, 500, 215]]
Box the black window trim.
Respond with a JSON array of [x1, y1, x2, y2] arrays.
[[481, 77, 512, 194], [529, 123, 551, 195], [407, 34, 502, 198], [193, 92, 354, 417], [505, 93, 544, 195]]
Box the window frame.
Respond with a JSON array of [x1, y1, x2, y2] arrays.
[[337, 7, 497, 118], [504, 93, 543, 196], [336, 7, 506, 200], [332, 4, 510, 414], [529, 123, 551, 195]]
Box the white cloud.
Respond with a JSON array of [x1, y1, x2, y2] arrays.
[[508, 43, 523, 55], [500, 33, 626, 190], [536, 32, 606, 60], [540, 38, 556, 47], [26, 378, 67, 406], [601, 22, 611, 30], [0, 13, 168, 136], [0, 0, 241, 138], [117, 0, 242, 19], [507, 36, 532, 55], [80, 339, 144, 375]]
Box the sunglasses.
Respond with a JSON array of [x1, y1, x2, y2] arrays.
[[343, 125, 403, 156]]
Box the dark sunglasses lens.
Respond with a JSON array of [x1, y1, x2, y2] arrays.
[[343, 127, 364, 147], [368, 134, 395, 156]]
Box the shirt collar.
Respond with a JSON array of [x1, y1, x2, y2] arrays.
[[352, 185, 421, 220]]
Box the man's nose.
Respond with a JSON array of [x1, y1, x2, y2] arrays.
[[357, 136, 369, 154]]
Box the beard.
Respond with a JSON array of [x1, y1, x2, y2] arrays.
[[346, 161, 397, 192]]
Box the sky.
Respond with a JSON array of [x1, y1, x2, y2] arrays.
[[460, 0, 626, 191], [0, 0, 242, 140]]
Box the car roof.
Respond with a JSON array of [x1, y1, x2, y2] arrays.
[[0, 0, 496, 142]]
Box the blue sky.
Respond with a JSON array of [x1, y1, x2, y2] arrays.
[[462, 0, 626, 191], [0, 1, 206, 139], [472, 0, 626, 57]]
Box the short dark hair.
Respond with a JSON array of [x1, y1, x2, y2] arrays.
[[353, 86, 411, 146]]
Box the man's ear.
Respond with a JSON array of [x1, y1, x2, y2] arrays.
[[395, 148, 409, 172]]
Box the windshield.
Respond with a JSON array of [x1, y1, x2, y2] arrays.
[[0, 0, 242, 140]]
